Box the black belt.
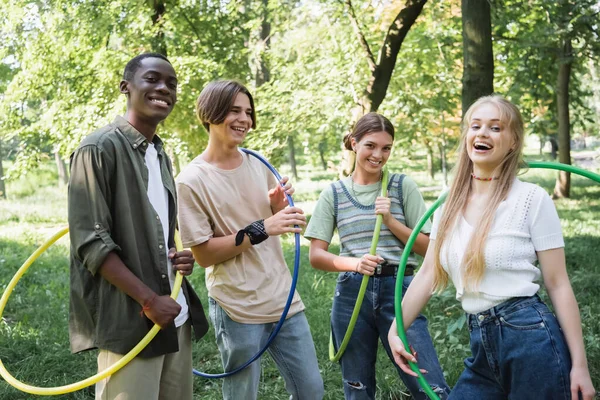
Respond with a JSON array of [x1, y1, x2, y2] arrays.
[[372, 262, 414, 277]]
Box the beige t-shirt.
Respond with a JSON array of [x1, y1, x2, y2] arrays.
[[176, 150, 304, 323]]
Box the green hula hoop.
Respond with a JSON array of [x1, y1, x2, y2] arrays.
[[329, 168, 389, 361], [395, 161, 600, 400]]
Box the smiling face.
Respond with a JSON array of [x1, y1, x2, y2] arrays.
[[120, 57, 177, 126], [466, 102, 516, 174], [351, 130, 393, 175], [209, 92, 253, 146]]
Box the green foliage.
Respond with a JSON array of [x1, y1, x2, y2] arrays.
[[0, 0, 254, 177], [0, 0, 599, 183], [492, 0, 600, 144]]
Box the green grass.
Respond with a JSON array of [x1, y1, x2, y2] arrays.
[[1, 159, 599, 399]]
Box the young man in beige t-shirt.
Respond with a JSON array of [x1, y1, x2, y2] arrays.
[[177, 80, 324, 400]]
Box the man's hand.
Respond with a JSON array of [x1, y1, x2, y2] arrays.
[[142, 294, 181, 328], [264, 207, 306, 236], [170, 248, 195, 276], [269, 176, 294, 214]]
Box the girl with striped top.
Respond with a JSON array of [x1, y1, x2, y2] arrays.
[[304, 112, 449, 399]]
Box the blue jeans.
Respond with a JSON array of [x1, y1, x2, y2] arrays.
[[449, 295, 572, 400], [331, 272, 450, 400], [208, 298, 324, 400]]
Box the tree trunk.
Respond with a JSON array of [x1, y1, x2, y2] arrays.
[[255, 0, 271, 87], [426, 142, 435, 179], [363, 0, 427, 113], [288, 136, 298, 180], [150, 0, 167, 56], [341, 0, 427, 177], [553, 39, 572, 199], [318, 142, 327, 171], [439, 111, 448, 188], [549, 136, 558, 160], [438, 142, 448, 189], [0, 139, 6, 199], [55, 151, 69, 186], [461, 0, 494, 116]]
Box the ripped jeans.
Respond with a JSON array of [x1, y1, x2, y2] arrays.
[[331, 272, 450, 400]]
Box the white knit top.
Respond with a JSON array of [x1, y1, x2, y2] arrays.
[[431, 179, 564, 314]]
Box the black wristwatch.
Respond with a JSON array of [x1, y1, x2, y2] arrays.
[[235, 219, 269, 246]]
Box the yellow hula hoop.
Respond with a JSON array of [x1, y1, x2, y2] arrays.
[[0, 226, 184, 396]]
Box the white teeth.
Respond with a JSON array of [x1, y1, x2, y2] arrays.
[[474, 142, 492, 150], [151, 99, 167, 105], [232, 127, 245, 132]]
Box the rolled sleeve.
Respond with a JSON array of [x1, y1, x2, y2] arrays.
[[68, 145, 120, 275]]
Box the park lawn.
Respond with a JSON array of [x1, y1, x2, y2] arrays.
[[0, 164, 599, 399]]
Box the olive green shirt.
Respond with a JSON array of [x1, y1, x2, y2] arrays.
[[68, 116, 208, 357]]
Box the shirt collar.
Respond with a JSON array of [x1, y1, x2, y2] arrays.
[[112, 115, 165, 153]]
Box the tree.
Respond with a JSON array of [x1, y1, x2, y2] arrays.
[[0, 0, 254, 180], [492, 0, 600, 198], [461, 0, 494, 115], [340, 0, 428, 175], [379, 0, 462, 184], [554, 37, 572, 198]]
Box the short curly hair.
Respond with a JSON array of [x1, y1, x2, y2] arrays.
[[122, 53, 171, 81]]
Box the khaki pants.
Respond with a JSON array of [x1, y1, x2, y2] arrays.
[[95, 321, 192, 400]]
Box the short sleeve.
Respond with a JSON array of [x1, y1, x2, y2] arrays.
[[266, 165, 279, 191], [401, 176, 432, 234], [303, 185, 336, 243], [176, 182, 214, 248], [68, 145, 121, 275], [530, 188, 564, 251], [429, 203, 447, 241]]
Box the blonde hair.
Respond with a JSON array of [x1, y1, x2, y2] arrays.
[[432, 95, 526, 292]]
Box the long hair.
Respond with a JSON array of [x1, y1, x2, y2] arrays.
[[432, 95, 526, 292]]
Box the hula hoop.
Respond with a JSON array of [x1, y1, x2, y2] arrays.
[[395, 161, 600, 400], [329, 168, 390, 362], [0, 227, 184, 396], [192, 147, 302, 378]]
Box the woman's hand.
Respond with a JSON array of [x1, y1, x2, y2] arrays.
[[375, 196, 393, 224], [355, 254, 383, 276], [388, 327, 420, 376], [570, 365, 596, 400]]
